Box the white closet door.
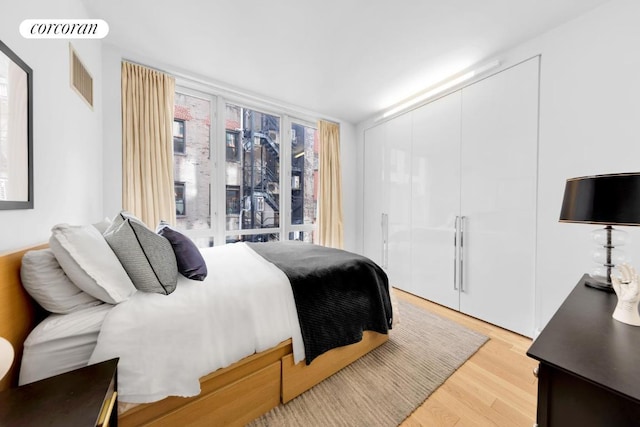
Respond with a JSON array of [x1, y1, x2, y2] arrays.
[[459, 57, 539, 336], [410, 92, 461, 308], [385, 113, 412, 289], [363, 123, 387, 267]]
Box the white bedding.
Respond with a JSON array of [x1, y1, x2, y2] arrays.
[[19, 304, 113, 385], [88, 242, 305, 404]]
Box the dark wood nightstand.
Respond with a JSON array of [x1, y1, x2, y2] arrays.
[[527, 276, 640, 426], [0, 358, 118, 427]]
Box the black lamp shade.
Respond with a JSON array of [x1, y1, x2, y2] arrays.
[[559, 173, 640, 226]]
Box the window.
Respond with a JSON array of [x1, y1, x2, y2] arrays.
[[170, 87, 319, 247], [226, 186, 240, 214], [225, 130, 240, 162], [175, 182, 186, 216], [173, 119, 185, 154], [225, 103, 280, 243], [173, 91, 213, 238], [290, 122, 318, 226], [289, 121, 318, 243]]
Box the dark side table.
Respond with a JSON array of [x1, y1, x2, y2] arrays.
[[527, 275, 640, 426], [0, 358, 118, 427]]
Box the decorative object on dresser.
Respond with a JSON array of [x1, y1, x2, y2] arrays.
[[610, 263, 640, 326], [559, 172, 640, 292], [527, 276, 640, 426], [0, 358, 118, 427]]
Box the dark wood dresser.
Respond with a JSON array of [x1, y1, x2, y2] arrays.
[[527, 275, 640, 426], [0, 358, 118, 427]]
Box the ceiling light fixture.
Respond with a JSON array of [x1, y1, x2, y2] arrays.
[[380, 60, 501, 120]]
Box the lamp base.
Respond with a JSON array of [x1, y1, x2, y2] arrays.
[[584, 276, 615, 293]]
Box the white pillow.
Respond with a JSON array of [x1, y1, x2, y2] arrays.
[[50, 223, 137, 304], [20, 249, 103, 314]]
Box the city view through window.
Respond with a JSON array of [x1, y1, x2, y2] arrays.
[[172, 90, 318, 246]]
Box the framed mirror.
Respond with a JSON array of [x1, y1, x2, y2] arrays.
[[0, 40, 33, 210]]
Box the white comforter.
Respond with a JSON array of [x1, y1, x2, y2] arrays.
[[89, 242, 305, 403]]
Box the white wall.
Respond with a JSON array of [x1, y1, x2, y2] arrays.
[[0, 0, 103, 252], [340, 122, 358, 251], [101, 44, 122, 220], [511, 0, 640, 331], [356, 0, 640, 333]]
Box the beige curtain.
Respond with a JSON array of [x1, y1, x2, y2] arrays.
[[121, 62, 176, 227], [318, 120, 344, 248]]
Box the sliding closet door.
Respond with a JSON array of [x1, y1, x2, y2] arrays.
[[363, 123, 387, 267], [385, 113, 412, 289], [409, 92, 461, 308], [459, 57, 539, 336], [363, 113, 411, 289]]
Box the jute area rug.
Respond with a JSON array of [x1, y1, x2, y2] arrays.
[[248, 299, 488, 427]]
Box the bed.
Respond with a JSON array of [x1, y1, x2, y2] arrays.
[[0, 223, 392, 426]]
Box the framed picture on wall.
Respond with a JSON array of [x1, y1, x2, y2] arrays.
[[0, 40, 33, 210]]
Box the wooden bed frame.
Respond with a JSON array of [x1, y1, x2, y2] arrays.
[[0, 244, 388, 426]]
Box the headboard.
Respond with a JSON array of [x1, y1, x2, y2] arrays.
[[0, 244, 47, 391]]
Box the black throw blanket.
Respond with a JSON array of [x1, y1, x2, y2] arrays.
[[247, 241, 393, 364]]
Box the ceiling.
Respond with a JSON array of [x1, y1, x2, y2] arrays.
[[85, 0, 610, 124]]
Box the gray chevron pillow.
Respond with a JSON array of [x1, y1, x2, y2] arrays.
[[104, 212, 178, 295]]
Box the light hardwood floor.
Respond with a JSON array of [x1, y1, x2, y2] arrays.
[[396, 289, 538, 427]]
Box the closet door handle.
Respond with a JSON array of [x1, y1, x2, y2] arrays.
[[381, 213, 389, 269], [453, 216, 459, 291], [459, 216, 466, 292]]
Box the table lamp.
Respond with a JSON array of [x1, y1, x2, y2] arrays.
[[0, 337, 14, 381], [559, 172, 640, 292]]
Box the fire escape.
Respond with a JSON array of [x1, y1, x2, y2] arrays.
[[241, 112, 280, 241]]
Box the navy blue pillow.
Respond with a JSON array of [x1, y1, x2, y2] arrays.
[[157, 222, 208, 281]]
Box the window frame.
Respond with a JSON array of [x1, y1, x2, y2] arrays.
[[223, 102, 283, 243], [173, 118, 186, 155], [172, 87, 218, 246], [225, 130, 241, 163], [174, 181, 186, 217], [286, 118, 318, 242]]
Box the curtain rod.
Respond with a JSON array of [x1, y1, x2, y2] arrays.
[[120, 57, 346, 126]]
